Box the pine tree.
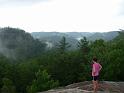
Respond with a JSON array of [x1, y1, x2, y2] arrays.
[[27, 70, 59, 93], [57, 36, 71, 54], [78, 37, 90, 55]]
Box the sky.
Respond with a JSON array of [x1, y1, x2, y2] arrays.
[[0, 0, 124, 33]]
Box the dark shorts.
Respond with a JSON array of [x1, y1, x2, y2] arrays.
[[93, 76, 99, 81]]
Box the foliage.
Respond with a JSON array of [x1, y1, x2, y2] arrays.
[[1, 78, 16, 93], [27, 70, 59, 93]]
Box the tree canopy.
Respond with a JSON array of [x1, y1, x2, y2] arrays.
[[0, 27, 123, 93]]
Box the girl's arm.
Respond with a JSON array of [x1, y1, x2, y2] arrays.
[[99, 64, 102, 71]]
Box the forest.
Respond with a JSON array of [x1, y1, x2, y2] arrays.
[[0, 27, 124, 93]]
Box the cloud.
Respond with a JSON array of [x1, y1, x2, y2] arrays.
[[0, 0, 49, 7], [0, 0, 124, 32], [119, 0, 124, 16]]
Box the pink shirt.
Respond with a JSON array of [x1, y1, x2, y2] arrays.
[[92, 62, 102, 76]]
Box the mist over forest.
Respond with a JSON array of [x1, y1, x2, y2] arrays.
[[0, 27, 124, 93]]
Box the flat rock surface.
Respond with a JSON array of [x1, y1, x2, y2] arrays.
[[39, 81, 124, 93]]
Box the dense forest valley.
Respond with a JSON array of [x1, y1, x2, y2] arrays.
[[0, 27, 123, 93]]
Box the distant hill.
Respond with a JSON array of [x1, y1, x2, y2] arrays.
[[88, 31, 119, 41], [31, 32, 93, 40], [31, 31, 119, 49], [31, 32, 78, 50], [0, 27, 46, 60], [31, 31, 119, 41]]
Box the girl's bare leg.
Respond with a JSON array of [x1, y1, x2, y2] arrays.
[[95, 80, 99, 93], [93, 80, 98, 93], [92, 80, 97, 93]]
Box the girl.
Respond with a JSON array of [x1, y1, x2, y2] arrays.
[[92, 57, 102, 93]]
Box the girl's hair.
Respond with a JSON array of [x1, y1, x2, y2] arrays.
[[93, 57, 97, 62]]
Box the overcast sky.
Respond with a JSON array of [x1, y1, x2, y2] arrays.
[[0, 0, 124, 32]]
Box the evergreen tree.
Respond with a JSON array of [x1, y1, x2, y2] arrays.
[[77, 37, 91, 80], [27, 70, 59, 93], [78, 37, 90, 55], [57, 36, 71, 54]]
